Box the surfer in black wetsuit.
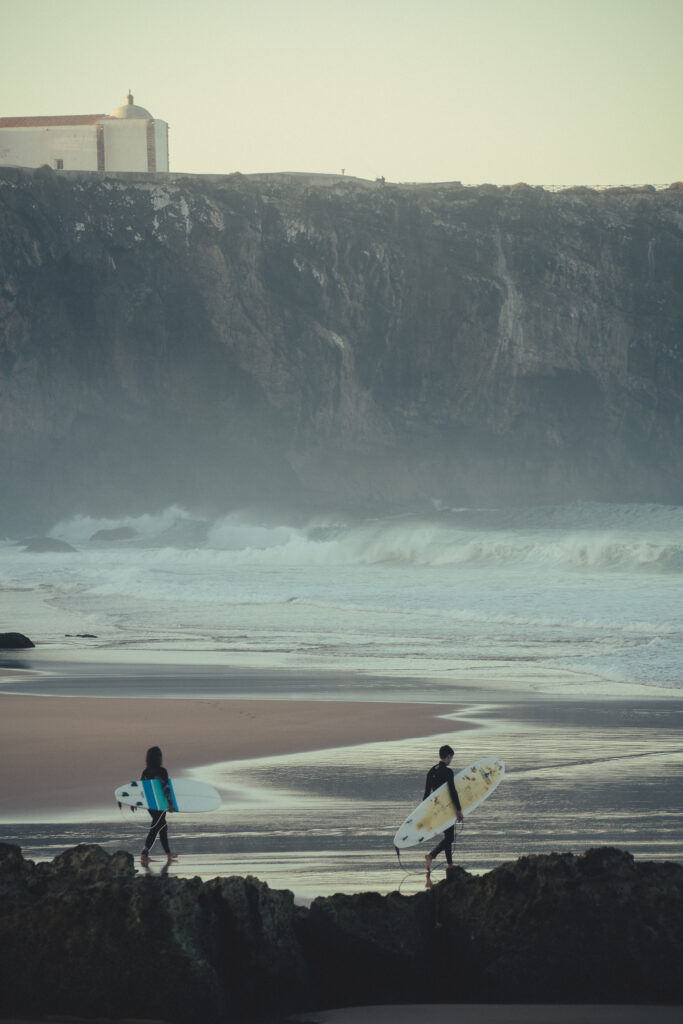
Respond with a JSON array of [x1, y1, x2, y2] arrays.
[[423, 744, 463, 883], [140, 746, 178, 867]]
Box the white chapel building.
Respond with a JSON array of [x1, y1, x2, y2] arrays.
[[0, 93, 169, 173]]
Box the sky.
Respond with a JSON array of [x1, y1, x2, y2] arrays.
[[2, 0, 681, 187]]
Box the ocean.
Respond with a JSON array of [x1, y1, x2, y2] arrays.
[[2, 500, 682, 694], [1, 501, 682, 894]]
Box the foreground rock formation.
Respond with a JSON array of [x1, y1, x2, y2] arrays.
[[0, 844, 680, 1021], [1, 167, 682, 530]]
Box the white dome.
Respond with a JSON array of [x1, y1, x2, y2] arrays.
[[110, 93, 153, 120]]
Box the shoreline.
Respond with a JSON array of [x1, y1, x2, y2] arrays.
[[1, 641, 676, 701], [0, 691, 466, 817], [3, 674, 682, 887]]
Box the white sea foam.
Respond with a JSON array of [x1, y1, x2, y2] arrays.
[[39, 503, 683, 572], [2, 502, 682, 694], [48, 506, 195, 545]]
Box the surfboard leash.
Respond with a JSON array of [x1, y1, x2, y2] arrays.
[[398, 868, 430, 893]]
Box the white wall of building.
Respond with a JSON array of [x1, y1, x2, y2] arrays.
[[0, 98, 170, 172], [102, 119, 149, 172], [0, 126, 100, 170]]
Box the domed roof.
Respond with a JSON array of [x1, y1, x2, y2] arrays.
[[109, 92, 153, 120]]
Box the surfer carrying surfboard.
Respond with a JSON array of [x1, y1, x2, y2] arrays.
[[140, 746, 178, 867], [423, 745, 463, 880]]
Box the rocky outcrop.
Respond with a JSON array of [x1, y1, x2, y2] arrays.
[[89, 525, 137, 541], [0, 631, 34, 648], [1, 167, 682, 530], [20, 536, 76, 552], [0, 844, 681, 1021]]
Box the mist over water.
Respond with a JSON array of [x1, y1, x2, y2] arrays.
[[2, 501, 682, 695]]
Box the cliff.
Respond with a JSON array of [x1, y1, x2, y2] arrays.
[[1, 166, 682, 530], [0, 844, 681, 1021]]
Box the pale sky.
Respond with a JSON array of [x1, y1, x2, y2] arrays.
[[2, 0, 681, 186]]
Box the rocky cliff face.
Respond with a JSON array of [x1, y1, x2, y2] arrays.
[[1, 166, 682, 529], [1, 844, 681, 1021]]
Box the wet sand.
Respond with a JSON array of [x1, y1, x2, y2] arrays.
[[0, 691, 463, 816], [3, 659, 681, 896]]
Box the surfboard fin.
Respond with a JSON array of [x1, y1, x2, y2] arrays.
[[394, 845, 403, 868]]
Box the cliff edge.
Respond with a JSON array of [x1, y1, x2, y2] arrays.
[[1, 168, 682, 528]]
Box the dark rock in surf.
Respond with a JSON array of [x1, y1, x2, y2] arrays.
[[0, 632, 34, 648], [89, 526, 137, 541], [0, 844, 681, 1021]]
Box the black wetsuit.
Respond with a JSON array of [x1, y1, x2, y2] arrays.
[[142, 766, 172, 855], [424, 761, 462, 866]]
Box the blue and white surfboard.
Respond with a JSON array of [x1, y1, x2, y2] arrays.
[[115, 778, 221, 813]]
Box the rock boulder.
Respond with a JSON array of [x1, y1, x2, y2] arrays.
[[0, 632, 34, 648], [0, 844, 681, 1021]]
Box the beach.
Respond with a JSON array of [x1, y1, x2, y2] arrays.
[[2, 654, 682, 901], [0, 686, 463, 817], [1, 502, 682, 952], [1, 652, 680, 1024]]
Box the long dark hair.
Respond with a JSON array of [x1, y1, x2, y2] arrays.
[[145, 746, 163, 770]]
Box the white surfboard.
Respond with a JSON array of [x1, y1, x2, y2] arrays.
[[393, 757, 504, 849], [115, 777, 221, 813]]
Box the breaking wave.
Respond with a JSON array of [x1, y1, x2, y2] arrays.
[[46, 502, 683, 573], [2, 501, 679, 694]]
